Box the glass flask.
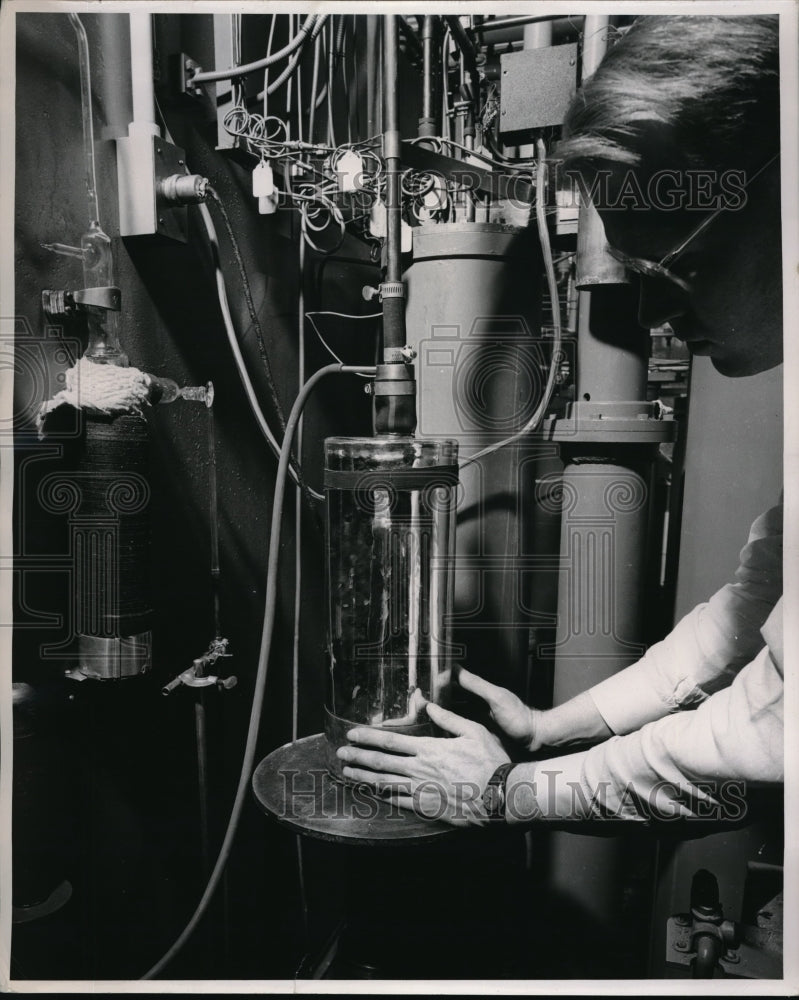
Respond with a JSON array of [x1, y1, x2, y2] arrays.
[[324, 436, 459, 780]]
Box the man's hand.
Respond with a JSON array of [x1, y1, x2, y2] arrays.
[[458, 668, 543, 751], [337, 703, 510, 827]]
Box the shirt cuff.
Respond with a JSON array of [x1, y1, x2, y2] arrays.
[[505, 752, 591, 821], [588, 659, 671, 735]]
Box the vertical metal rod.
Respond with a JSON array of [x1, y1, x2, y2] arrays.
[[366, 16, 379, 137], [195, 693, 210, 874], [293, 231, 305, 744], [384, 16, 401, 285], [422, 23, 433, 117], [207, 393, 221, 638], [293, 228, 310, 959]]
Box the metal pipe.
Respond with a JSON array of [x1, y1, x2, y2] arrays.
[[382, 15, 404, 332], [207, 393, 221, 637], [475, 14, 582, 34], [195, 694, 210, 874], [374, 14, 415, 435], [365, 16, 379, 138], [419, 15, 437, 136], [581, 12, 609, 77], [444, 15, 478, 80]]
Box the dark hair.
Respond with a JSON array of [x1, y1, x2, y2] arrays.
[[557, 15, 780, 178]]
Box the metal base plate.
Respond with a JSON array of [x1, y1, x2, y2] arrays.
[[251, 733, 456, 846]]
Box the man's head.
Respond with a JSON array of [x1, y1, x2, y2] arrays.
[[557, 15, 782, 377]]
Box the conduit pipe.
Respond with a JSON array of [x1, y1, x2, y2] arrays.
[[545, 12, 665, 951]]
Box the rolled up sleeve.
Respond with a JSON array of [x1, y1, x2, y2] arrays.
[[589, 499, 782, 736], [530, 598, 783, 821]]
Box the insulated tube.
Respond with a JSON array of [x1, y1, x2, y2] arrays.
[[191, 14, 322, 84]]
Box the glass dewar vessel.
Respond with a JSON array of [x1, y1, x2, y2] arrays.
[[324, 436, 459, 780]]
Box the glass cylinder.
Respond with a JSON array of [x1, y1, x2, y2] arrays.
[[324, 436, 459, 779]]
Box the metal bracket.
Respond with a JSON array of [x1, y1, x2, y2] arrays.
[[539, 400, 676, 444], [42, 286, 122, 319]]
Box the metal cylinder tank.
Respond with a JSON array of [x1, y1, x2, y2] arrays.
[[405, 222, 549, 699]]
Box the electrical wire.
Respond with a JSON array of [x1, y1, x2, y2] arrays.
[[206, 188, 323, 502], [326, 17, 336, 147], [257, 13, 327, 102], [407, 134, 537, 173], [191, 13, 323, 84], [153, 97, 319, 502], [305, 311, 381, 372], [262, 12, 278, 118], [307, 31, 321, 144], [459, 137, 562, 468], [141, 363, 373, 980]]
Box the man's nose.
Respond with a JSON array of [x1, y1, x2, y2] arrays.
[[637, 278, 688, 329]]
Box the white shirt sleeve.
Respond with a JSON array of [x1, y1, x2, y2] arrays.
[[525, 589, 784, 822], [588, 498, 782, 735]]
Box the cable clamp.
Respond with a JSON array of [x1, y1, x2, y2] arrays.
[[379, 281, 405, 301]]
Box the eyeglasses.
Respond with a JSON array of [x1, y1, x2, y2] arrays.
[[607, 153, 780, 296]]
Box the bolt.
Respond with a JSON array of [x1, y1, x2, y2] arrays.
[[725, 951, 739, 964], [156, 147, 162, 155], [178, 159, 184, 166], [363, 384, 372, 395], [158, 217, 165, 225], [675, 915, 690, 927]]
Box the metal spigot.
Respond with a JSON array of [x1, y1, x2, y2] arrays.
[[162, 637, 236, 696]]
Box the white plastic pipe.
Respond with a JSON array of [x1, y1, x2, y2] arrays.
[[129, 12, 159, 136]]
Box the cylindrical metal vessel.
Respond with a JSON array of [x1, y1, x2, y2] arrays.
[[324, 436, 458, 779], [406, 222, 544, 696]]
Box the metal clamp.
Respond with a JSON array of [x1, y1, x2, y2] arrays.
[[379, 281, 405, 300], [42, 286, 122, 318]]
